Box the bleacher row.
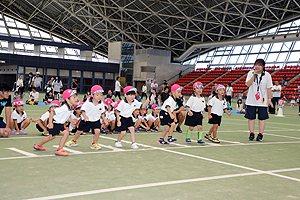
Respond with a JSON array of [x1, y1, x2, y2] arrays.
[[169, 65, 300, 98]]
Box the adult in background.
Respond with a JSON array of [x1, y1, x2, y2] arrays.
[[245, 59, 273, 142], [162, 80, 168, 91], [0, 84, 12, 137], [33, 72, 42, 92], [114, 76, 123, 100], [71, 78, 78, 92], [27, 72, 34, 92], [225, 83, 233, 107], [105, 89, 116, 102], [159, 86, 169, 105], [270, 80, 281, 114], [53, 76, 63, 98], [141, 83, 147, 99], [16, 75, 24, 95], [211, 83, 217, 96], [151, 79, 158, 93], [281, 75, 287, 87]]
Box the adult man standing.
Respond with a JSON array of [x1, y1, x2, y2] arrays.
[[151, 79, 158, 93], [33, 72, 42, 92], [114, 76, 123, 100], [225, 83, 233, 107], [0, 84, 12, 137], [271, 80, 282, 114]]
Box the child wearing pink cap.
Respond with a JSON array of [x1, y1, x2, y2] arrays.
[[185, 82, 206, 145], [33, 89, 78, 156], [103, 98, 116, 134], [114, 86, 149, 149], [68, 101, 84, 135], [66, 85, 108, 150], [205, 84, 231, 143], [158, 84, 182, 145], [33, 100, 61, 136], [10, 99, 31, 135], [146, 104, 161, 132]]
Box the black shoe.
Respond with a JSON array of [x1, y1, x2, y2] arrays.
[[249, 132, 255, 141], [256, 133, 263, 142], [176, 126, 182, 133]]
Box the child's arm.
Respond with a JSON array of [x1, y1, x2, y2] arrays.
[[81, 111, 89, 122], [48, 111, 54, 129], [115, 111, 121, 127], [202, 109, 206, 119], [166, 106, 175, 120], [142, 97, 150, 108], [101, 113, 108, 125], [68, 117, 76, 125], [157, 121, 161, 131], [31, 117, 41, 122], [208, 106, 212, 119], [186, 106, 193, 116], [14, 120, 20, 132], [267, 87, 273, 108], [143, 119, 150, 130], [224, 108, 231, 116]]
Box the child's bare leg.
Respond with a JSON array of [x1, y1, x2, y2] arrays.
[[168, 122, 176, 137], [110, 120, 115, 130], [128, 126, 135, 143], [189, 126, 194, 131], [9, 119, 15, 130], [208, 126, 214, 135], [38, 135, 55, 146], [148, 119, 154, 128], [212, 124, 218, 138], [197, 125, 202, 132], [93, 129, 100, 143], [117, 130, 127, 142], [73, 130, 83, 141], [21, 118, 31, 129], [154, 119, 159, 128], [258, 120, 266, 133], [59, 130, 69, 149], [248, 119, 255, 132], [135, 119, 142, 128], [160, 125, 169, 139]]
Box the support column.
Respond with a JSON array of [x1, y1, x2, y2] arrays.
[[8, 42, 14, 53], [58, 47, 65, 58], [34, 45, 41, 56], [80, 50, 93, 61]]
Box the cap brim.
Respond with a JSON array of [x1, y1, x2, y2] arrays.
[[126, 88, 137, 94]]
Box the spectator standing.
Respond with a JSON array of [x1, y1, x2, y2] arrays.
[[27, 72, 34, 92], [211, 83, 217, 96], [162, 80, 168, 91], [53, 76, 63, 97], [114, 76, 123, 100], [281, 75, 287, 86], [0, 83, 12, 137], [271, 80, 282, 114], [105, 89, 116, 102], [149, 90, 159, 105], [16, 75, 24, 95], [159, 86, 170, 105], [225, 83, 233, 107], [151, 79, 158, 93], [33, 72, 42, 92], [141, 83, 147, 99], [71, 78, 78, 92]]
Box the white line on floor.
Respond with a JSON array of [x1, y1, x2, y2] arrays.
[[168, 143, 191, 147], [99, 144, 125, 151], [52, 145, 83, 154], [25, 167, 300, 200], [263, 133, 300, 140], [6, 148, 37, 157], [190, 139, 218, 146], [219, 139, 241, 144]]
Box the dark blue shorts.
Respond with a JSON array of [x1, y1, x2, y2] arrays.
[[48, 124, 65, 136], [244, 105, 269, 120], [208, 113, 222, 126], [160, 110, 174, 127], [185, 111, 203, 127], [0, 117, 6, 128], [78, 120, 101, 131], [115, 116, 134, 132]]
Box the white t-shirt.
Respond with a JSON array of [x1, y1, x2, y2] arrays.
[[132, 114, 142, 123], [142, 85, 147, 93], [245, 70, 273, 107], [272, 85, 281, 98], [40, 111, 50, 122], [226, 87, 233, 96], [29, 91, 39, 101], [69, 113, 81, 131], [209, 96, 228, 116], [161, 96, 177, 112], [116, 99, 142, 118], [151, 82, 158, 92], [105, 110, 116, 121], [53, 104, 72, 124], [146, 113, 159, 121], [11, 110, 27, 123], [185, 95, 206, 112], [115, 81, 121, 92], [53, 80, 63, 92], [81, 98, 105, 122], [16, 79, 23, 87]]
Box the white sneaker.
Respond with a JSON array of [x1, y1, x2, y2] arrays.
[[131, 142, 139, 150], [115, 141, 122, 148]]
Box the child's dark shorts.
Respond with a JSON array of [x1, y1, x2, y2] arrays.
[[160, 110, 174, 126], [48, 123, 65, 136], [208, 113, 222, 126], [115, 116, 134, 132], [244, 105, 269, 120], [185, 111, 203, 127], [78, 120, 101, 131]]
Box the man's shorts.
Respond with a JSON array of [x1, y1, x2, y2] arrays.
[[244, 105, 269, 120]]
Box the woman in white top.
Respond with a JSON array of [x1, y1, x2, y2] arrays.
[[53, 76, 63, 97], [225, 83, 233, 107], [245, 59, 273, 142], [141, 83, 147, 99], [114, 76, 123, 100], [16, 75, 24, 95]]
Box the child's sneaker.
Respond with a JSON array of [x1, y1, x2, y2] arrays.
[[146, 129, 151, 133], [151, 128, 158, 132], [176, 126, 182, 133], [100, 128, 107, 135], [185, 138, 192, 144], [90, 143, 102, 150], [33, 144, 46, 151], [167, 137, 177, 143], [204, 134, 212, 141], [211, 138, 220, 143], [109, 131, 113, 135], [55, 149, 69, 156], [69, 132, 75, 135], [249, 132, 255, 141], [19, 129, 27, 135], [197, 139, 205, 146], [42, 132, 49, 136], [11, 130, 19, 135], [65, 140, 78, 147], [115, 141, 122, 148], [135, 128, 139, 132], [256, 133, 263, 142], [158, 139, 169, 145], [131, 142, 139, 150], [81, 132, 86, 135]]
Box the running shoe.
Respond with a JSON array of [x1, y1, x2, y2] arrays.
[[211, 138, 220, 143], [151, 128, 159, 132], [65, 140, 78, 147], [100, 128, 108, 135], [33, 144, 46, 151], [167, 137, 177, 143], [19, 129, 27, 135], [135, 128, 139, 132], [158, 139, 169, 145], [55, 149, 69, 156], [115, 141, 122, 148], [197, 139, 205, 146], [42, 132, 49, 136], [11, 130, 19, 135], [131, 142, 139, 150], [185, 138, 192, 144], [90, 143, 102, 150], [176, 126, 182, 133], [256, 133, 263, 142], [249, 132, 255, 141], [146, 129, 151, 132], [204, 134, 213, 141]]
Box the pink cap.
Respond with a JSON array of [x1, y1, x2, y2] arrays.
[[216, 84, 225, 91], [103, 98, 113, 105], [124, 86, 137, 94], [151, 104, 160, 110], [171, 84, 182, 92], [86, 95, 91, 100], [91, 85, 104, 94], [74, 101, 84, 109], [193, 82, 203, 89], [49, 100, 61, 108], [63, 89, 77, 100], [114, 99, 122, 109], [13, 99, 24, 106]]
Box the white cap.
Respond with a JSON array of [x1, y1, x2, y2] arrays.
[[36, 72, 40, 74]]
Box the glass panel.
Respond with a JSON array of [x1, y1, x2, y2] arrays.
[[19, 30, 30, 38], [25, 67, 36, 74], [228, 55, 239, 64], [288, 52, 300, 61], [83, 78, 92, 85], [83, 71, 92, 78], [277, 53, 288, 62], [232, 46, 242, 54], [250, 45, 261, 53], [257, 53, 267, 60], [60, 69, 69, 76], [281, 42, 292, 51], [95, 72, 103, 79], [211, 56, 221, 64], [241, 45, 250, 53], [105, 73, 114, 79], [61, 77, 69, 85], [47, 68, 57, 76], [72, 70, 81, 77], [38, 68, 43, 75], [266, 53, 279, 62], [292, 41, 300, 51], [271, 43, 283, 52], [237, 55, 246, 63], [219, 56, 228, 64], [94, 79, 103, 86], [246, 54, 258, 63], [260, 44, 270, 52]]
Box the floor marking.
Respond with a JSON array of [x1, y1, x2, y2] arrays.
[[168, 143, 191, 147], [6, 148, 37, 157], [263, 133, 300, 140], [190, 139, 218, 146], [100, 135, 151, 148], [52, 145, 83, 154], [25, 167, 300, 200], [218, 139, 241, 144], [99, 144, 125, 151]]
